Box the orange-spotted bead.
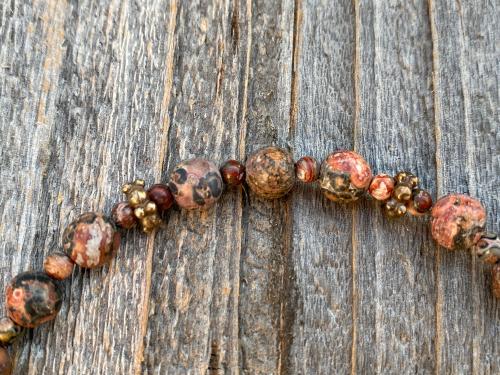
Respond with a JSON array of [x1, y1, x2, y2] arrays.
[[368, 174, 394, 201]]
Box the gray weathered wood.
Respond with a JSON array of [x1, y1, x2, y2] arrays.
[[0, 0, 498, 374]]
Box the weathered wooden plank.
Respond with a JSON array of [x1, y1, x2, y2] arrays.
[[429, 0, 499, 373], [354, 1, 437, 373], [288, 0, 355, 373]]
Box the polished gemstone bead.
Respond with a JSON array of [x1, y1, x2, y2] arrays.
[[147, 184, 174, 211], [319, 150, 372, 203], [63, 212, 120, 268], [295, 156, 320, 183], [245, 147, 295, 199], [112, 202, 137, 229], [492, 263, 500, 299], [0, 347, 11, 375], [408, 189, 433, 215], [6, 272, 63, 328], [220, 160, 246, 186], [0, 317, 22, 346], [43, 252, 74, 280], [383, 197, 407, 218], [368, 174, 394, 201], [169, 158, 224, 209], [431, 194, 486, 250]]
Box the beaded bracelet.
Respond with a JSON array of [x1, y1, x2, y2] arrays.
[[0, 147, 498, 374]]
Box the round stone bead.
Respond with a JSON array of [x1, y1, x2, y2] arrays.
[[407, 189, 433, 216], [63, 212, 120, 268], [220, 160, 246, 186], [147, 184, 174, 212], [319, 150, 372, 203], [112, 202, 137, 229], [368, 174, 394, 201], [43, 252, 74, 280], [431, 194, 486, 250], [245, 147, 295, 199], [295, 156, 319, 183], [6, 272, 63, 328], [492, 263, 500, 299], [168, 159, 224, 209], [0, 317, 22, 346], [0, 347, 11, 375]]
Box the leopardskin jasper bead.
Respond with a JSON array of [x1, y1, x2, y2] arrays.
[[63, 212, 120, 268], [431, 194, 486, 250], [246, 146, 295, 199], [319, 151, 372, 203], [0, 317, 22, 346], [112, 202, 137, 229], [295, 156, 319, 183], [368, 174, 395, 201], [43, 252, 74, 280], [0, 347, 11, 375], [5, 272, 63, 328], [168, 159, 224, 209]]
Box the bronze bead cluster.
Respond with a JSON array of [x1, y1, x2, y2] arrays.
[[1, 146, 498, 375]]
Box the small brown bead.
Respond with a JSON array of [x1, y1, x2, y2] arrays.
[[368, 174, 394, 201], [220, 160, 246, 186], [43, 252, 74, 280], [295, 156, 320, 183], [383, 198, 407, 218], [245, 146, 295, 199], [63, 212, 120, 268], [395, 171, 419, 189], [431, 194, 486, 250], [411, 189, 433, 214], [319, 150, 372, 203], [169, 159, 224, 209], [112, 202, 137, 229], [6, 272, 63, 328], [0, 317, 23, 346], [147, 184, 174, 211], [0, 347, 11, 375], [393, 184, 412, 202], [472, 233, 500, 264], [492, 263, 500, 299]]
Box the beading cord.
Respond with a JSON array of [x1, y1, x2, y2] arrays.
[[0, 147, 498, 374]]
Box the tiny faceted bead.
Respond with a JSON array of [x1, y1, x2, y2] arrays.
[[112, 202, 137, 229], [472, 233, 500, 264], [492, 263, 500, 299], [6, 272, 63, 328], [368, 174, 394, 201], [431, 194, 486, 250], [295, 156, 320, 183], [319, 150, 372, 203], [245, 147, 295, 199], [0, 347, 11, 375], [0, 317, 22, 346], [147, 184, 174, 212], [220, 160, 246, 186], [383, 198, 407, 218], [169, 158, 224, 209], [43, 252, 74, 280], [63, 212, 120, 268]]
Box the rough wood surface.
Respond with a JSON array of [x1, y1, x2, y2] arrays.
[[0, 0, 498, 374]]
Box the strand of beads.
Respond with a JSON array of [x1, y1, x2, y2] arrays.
[[1, 146, 498, 374]]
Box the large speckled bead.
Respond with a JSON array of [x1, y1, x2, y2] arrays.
[[168, 159, 224, 209], [63, 212, 120, 268], [5, 272, 63, 328], [319, 151, 372, 203], [0, 347, 11, 375], [431, 194, 486, 250], [245, 146, 295, 199]]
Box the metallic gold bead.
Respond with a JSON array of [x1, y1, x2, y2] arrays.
[[394, 184, 412, 201], [134, 207, 145, 219], [144, 201, 157, 214], [129, 190, 147, 207], [122, 184, 132, 193], [141, 214, 161, 233], [134, 179, 145, 187]]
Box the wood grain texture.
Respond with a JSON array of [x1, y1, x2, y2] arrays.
[[0, 0, 498, 374]]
